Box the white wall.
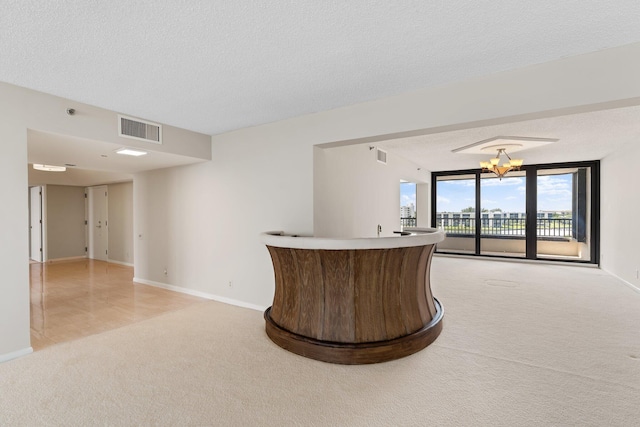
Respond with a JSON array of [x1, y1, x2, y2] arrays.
[[132, 44, 640, 310], [0, 123, 30, 361], [133, 133, 313, 308], [38, 183, 133, 264], [45, 185, 86, 260], [601, 143, 640, 292], [108, 182, 134, 265], [0, 82, 210, 362], [416, 183, 430, 226], [314, 144, 429, 238]]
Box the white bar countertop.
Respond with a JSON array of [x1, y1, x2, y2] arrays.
[[261, 227, 445, 250]]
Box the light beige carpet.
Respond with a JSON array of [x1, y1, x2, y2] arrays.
[[1, 257, 639, 426]]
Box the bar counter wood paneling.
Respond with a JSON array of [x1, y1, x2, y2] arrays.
[[262, 229, 445, 364]]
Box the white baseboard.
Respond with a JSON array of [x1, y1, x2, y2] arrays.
[[0, 347, 33, 363], [601, 267, 640, 294], [45, 257, 133, 268], [132, 277, 267, 312], [46, 255, 87, 263], [433, 253, 598, 268], [108, 259, 134, 267]]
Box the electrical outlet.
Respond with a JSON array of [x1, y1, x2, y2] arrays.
[[163, 268, 168, 276], [228, 280, 233, 288], [636, 269, 639, 279]]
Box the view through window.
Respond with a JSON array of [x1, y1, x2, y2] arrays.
[[432, 162, 598, 263], [400, 181, 417, 229]]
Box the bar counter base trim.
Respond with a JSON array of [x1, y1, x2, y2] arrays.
[[264, 298, 444, 365]]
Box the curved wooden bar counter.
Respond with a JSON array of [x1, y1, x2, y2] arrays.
[[262, 229, 445, 364]]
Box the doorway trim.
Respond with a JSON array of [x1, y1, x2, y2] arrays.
[[86, 185, 109, 261], [29, 186, 44, 262]]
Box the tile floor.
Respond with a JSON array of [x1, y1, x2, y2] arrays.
[[30, 259, 206, 350]]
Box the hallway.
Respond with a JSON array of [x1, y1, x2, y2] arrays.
[[30, 259, 206, 350]]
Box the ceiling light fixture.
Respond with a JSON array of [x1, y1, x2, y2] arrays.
[[33, 164, 66, 172], [116, 148, 147, 157], [480, 148, 523, 180]]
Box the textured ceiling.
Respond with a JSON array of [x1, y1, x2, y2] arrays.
[[380, 105, 640, 172], [2, 1, 640, 136]]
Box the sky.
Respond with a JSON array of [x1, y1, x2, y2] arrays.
[[400, 182, 417, 208], [401, 173, 573, 213]]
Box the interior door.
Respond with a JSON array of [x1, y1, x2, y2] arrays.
[[87, 186, 108, 261], [29, 186, 43, 262]]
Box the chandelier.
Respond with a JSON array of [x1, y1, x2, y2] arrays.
[[480, 148, 523, 179]]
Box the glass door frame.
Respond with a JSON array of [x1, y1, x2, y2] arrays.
[[431, 160, 600, 264]]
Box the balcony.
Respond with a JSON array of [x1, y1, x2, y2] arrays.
[[437, 217, 573, 238], [400, 217, 417, 228], [432, 216, 588, 261]]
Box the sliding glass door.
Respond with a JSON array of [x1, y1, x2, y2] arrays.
[[479, 171, 527, 258], [432, 161, 599, 264], [536, 167, 593, 262], [435, 174, 476, 254]]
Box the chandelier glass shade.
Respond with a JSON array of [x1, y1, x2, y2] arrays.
[[480, 148, 523, 179]]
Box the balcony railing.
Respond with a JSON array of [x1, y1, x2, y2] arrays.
[[401, 217, 417, 227], [435, 217, 573, 238]]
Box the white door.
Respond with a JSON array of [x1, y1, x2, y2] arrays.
[[29, 186, 43, 262], [87, 186, 108, 261]]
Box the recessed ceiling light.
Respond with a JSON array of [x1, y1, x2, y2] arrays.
[[116, 148, 148, 157], [33, 164, 66, 172]]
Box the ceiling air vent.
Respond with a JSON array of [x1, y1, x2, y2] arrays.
[[118, 115, 162, 144], [376, 148, 387, 164]]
